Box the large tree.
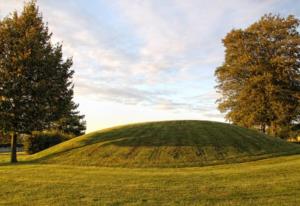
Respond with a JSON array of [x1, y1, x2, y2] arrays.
[[51, 101, 86, 137], [0, 1, 78, 162], [215, 14, 300, 136]]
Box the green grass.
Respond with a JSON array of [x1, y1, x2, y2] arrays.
[[0, 153, 300, 205], [1, 121, 300, 205], [26, 120, 300, 167]]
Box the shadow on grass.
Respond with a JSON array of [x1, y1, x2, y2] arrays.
[[0, 161, 36, 167], [2, 149, 300, 169]]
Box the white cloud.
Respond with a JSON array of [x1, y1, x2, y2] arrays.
[[1, 0, 298, 131]]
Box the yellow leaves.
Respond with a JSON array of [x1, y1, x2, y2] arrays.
[[0, 95, 7, 101], [216, 14, 300, 132]]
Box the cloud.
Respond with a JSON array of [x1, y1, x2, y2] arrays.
[[1, 0, 299, 123], [75, 79, 155, 105]]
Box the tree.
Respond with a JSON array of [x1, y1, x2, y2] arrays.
[[215, 14, 300, 136], [52, 101, 86, 137], [0, 1, 77, 162]]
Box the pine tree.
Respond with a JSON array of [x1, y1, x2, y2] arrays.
[[52, 101, 86, 137], [215, 14, 300, 136], [0, 1, 79, 162]]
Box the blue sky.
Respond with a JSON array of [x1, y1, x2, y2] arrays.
[[1, 0, 300, 132]]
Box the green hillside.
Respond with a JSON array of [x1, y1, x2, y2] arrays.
[[27, 120, 300, 167]]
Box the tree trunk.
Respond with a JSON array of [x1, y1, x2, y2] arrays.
[[10, 132, 17, 163], [261, 124, 266, 134]]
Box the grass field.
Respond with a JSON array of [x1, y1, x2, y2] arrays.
[[1, 121, 300, 205], [26, 121, 300, 167], [0, 153, 300, 205]]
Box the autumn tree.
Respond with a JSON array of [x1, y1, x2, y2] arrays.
[[215, 14, 300, 137], [0, 1, 82, 162]]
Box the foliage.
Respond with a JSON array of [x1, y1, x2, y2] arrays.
[[0, 1, 81, 161], [215, 14, 300, 135], [24, 131, 72, 154], [51, 102, 86, 137], [0, 1, 73, 133], [0, 132, 10, 145]]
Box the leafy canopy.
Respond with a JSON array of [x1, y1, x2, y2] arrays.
[[215, 14, 300, 136]]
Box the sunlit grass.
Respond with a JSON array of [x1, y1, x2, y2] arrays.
[[25, 121, 300, 167], [0, 153, 300, 205], [1, 120, 300, 205]]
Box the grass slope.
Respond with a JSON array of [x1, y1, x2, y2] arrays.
[[26, 120, 300, 167], [0, 154, 300, 205]]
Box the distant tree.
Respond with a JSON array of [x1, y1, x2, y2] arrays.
[[215, 14, 300, 136], [0, 1, 80, 162]]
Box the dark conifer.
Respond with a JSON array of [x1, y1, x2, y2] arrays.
[[0, 1, 84, 162]]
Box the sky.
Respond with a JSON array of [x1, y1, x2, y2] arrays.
[[0, 0, 299, 132]]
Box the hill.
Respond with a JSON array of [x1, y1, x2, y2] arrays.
[[27, 120, 300, 167]]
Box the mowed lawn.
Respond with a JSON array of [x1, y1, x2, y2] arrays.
[[0, 153, 300, 205], [26, 121, 300, 168]]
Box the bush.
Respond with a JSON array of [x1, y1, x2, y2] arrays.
[[0, 132, 10, 144], [24, 131, 72, 154], [277, 127, 292, 139], [0, 132, 24, 147], [277, 125, 300, 140]]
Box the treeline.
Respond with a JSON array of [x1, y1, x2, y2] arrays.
[[0, 1, 85, 162], [216, 14, 300, 139]]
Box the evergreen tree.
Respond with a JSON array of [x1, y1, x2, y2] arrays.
[[52, 101, 86, 137], [0, 1, 79, 162], [215, 14, 300, 136]]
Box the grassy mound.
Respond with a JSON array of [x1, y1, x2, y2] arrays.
[[27, 120, 300, 167]]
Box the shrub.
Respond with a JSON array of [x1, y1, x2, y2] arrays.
[[0, 132, 24, 147], [24, 131, 72, 154], [277, 125, 300, 140], [0, 132, 10, 144]]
